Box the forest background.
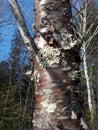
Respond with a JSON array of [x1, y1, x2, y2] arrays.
[[0, 0, 98, 130]]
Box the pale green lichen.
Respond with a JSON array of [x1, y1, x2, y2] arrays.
[[42, 89, 53, 94], [62, 66, 72, 71], [68, 70, 79, 80], [47, 103, 56, 113], [71, 111, 77, 119], [31, 70, 40, 82], [41, 100, 56, 113], [36, 46, 60, 67], [41, 100, 49, 107], [57, 116, 69, 120]]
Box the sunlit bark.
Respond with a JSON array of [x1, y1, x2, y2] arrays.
[[9, 0, 88, 129], [33, 0, 87, 130]]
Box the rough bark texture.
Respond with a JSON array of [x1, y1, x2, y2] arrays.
[[33, 51, 84, 130], [34, 0, 77, 50], [9, 0, 88, 129], [33, 0, 88, 130]]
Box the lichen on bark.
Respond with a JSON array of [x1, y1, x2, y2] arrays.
[[34, 0, 78, 50], [36, 46, 60, 67]]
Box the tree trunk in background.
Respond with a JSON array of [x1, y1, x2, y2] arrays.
[[33, 0, 87, 130], [81, 1, 96, 128], [9, 0, 88, 130], [83, 44, 96, 128]]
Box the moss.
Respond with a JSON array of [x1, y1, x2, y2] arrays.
[[84, 109, 91, 122], [84, 109, 98, 120]]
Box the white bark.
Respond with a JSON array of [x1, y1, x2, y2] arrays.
[[9, 0, 39, 70], [82, 1, 96, 124], [9, 0, 34, 51], [74, 0, 96, 117]]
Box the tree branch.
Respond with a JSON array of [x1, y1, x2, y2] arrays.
[[9, 0, 37, 52]]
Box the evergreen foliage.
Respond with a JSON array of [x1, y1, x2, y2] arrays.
[[0, 30, 33, 130]]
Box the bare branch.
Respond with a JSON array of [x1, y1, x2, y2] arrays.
[[9, 0, 37, 52], [86, 26, 98, 49]]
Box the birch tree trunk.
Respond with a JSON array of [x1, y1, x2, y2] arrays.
[[33, 0, 88, 130], [72, 0, 97, 128], [9, 0, 88, 130], [81, 1, 96, 127]]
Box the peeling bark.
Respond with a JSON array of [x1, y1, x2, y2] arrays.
[[33, 52, 84, 130], [33, 0, 87, 130], [34, 0, 77, 50], [9, 0, 88, 129]]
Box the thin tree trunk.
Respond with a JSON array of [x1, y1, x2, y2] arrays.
[[82, 2, 96, 127], [9, 0, 88, 129], [9, 0, 39, 71], [83, 46, 96, 126]]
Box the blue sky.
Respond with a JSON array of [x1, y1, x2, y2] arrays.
[[0, 0, 98, 61], [0, 0, 34, 61], [96, 0, 98, 5], [0, 24, 15, 60], [0, 0, 14, 61]]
